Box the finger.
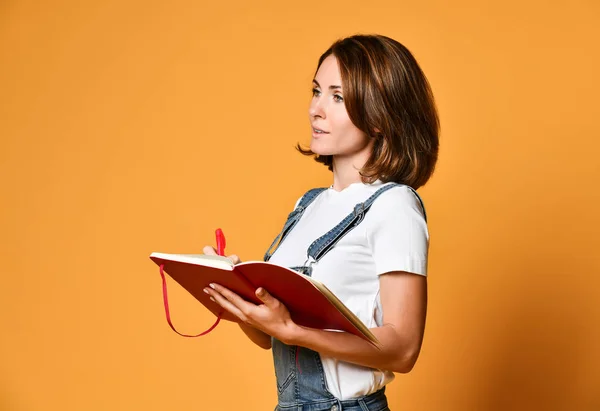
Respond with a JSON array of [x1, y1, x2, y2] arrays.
[[204, 287, 246, 321], [203, 246, 217, 255], [255, 287, 278, 308], [228, 254, 241, 264], [210, 283, 254, 312]]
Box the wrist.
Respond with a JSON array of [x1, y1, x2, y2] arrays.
[[279, 321, 303, 346]]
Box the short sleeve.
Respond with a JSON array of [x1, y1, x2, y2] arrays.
[[366, 185, 429, 276]]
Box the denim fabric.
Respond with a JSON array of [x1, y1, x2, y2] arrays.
[[266, 183, 426, 410], [264, 187, 327, 263], [274, 385, 390, 410], [272, 337, 390, 410]]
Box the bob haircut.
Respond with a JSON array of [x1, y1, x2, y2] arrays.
[[297, 34, 439, 190]]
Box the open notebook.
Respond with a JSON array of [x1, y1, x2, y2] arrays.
[[150, 252, 378, 345]]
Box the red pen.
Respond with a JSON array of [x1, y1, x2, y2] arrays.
[[215, 228, 226, 256]]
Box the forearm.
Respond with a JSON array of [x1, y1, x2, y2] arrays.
[[205, 282, 420, 365], [238, 323, 272, 349], [286, 323, 420, 373]]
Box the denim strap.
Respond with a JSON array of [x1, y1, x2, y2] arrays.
[[306, 183, 427, 263], [263, 187, 327, 262]]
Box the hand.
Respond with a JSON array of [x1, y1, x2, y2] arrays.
[[203, 283, 298, 345], [201, 245, 243, 323], [203, 245, 240, 265]]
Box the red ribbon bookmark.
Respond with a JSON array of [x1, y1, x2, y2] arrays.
[[159, 264, 222, 337], [216, 228, 226, 256], [158, 230, 228, 337]]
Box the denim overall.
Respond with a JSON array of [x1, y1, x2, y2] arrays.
[[263, 183, 427, 411]]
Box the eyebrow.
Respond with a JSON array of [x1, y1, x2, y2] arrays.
[[312, 79, 342, 90]]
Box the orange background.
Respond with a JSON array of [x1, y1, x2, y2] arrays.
[[1, 1, 599, 410]]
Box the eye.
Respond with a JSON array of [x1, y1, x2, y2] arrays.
[[333, 94, 344, 102], [312, 88, 321, 96]]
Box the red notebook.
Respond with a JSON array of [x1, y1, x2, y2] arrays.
[[149, 252, 378, 345]]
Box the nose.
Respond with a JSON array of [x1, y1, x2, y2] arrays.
[[309, 96, 325, 119]]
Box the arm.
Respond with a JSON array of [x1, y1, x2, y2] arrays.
[[238, 323, 272, 350], [288, 271, 427, 373], [205, 270, 427, 373]]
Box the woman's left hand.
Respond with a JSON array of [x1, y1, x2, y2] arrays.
[[204, 283, 298, 344]]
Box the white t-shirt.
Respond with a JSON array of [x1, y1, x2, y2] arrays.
[[268, 179, 429, 400]]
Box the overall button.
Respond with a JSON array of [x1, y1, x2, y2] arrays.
[[330, 405, 339, 411]]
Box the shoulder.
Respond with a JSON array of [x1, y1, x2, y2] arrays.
[[369, 184, 426, 220], [365, 184, 430, 275]]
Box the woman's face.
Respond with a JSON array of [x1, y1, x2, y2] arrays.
[[308, 55, 372, 159]]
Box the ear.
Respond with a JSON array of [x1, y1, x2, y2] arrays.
[[372, 127, 384, 139]]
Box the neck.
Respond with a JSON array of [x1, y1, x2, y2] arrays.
[[330, 143, 374, 191], [331, 161, 362, 192]]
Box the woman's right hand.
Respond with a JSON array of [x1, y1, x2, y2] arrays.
[[202, 245, 241, 265], [201, 245, 242, 323]]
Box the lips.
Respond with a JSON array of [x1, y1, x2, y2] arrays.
[[312, 126, 329, 134]]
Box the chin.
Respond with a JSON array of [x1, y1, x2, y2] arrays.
[[310, 141, 333, 156]]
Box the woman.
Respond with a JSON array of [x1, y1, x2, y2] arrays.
[[203, 34, 439, 410]]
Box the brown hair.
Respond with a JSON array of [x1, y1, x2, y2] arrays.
[[297, 34, 439, 190]]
